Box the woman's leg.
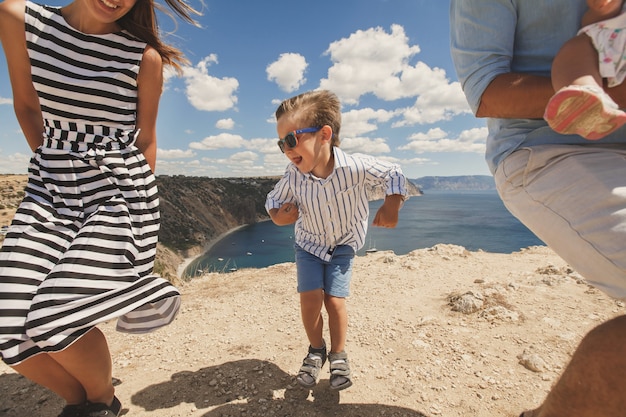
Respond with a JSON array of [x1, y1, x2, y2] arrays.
[[12, 354, 86, 405], [51, 327, 115, 405]]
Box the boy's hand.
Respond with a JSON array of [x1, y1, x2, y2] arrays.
[[372, 194, 403, 228], [269, 202, 299, 226]]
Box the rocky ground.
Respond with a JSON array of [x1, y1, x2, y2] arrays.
[[1, 243, 624, 417]]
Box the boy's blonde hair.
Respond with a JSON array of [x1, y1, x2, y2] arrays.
[[275, 90, 342, 147]]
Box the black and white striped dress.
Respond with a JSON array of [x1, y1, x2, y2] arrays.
[[0, 1, 180, 366]]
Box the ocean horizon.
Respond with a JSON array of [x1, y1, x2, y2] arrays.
[[183, 190, 545, 276]]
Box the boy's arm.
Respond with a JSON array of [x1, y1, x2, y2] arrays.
[[268, 203, 299, 226], [372, 194, 403, 228]]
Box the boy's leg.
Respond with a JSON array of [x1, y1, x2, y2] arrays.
[[324, 246, 354, 390], [325, 296, 352, 391], [299, 289, 325, 348], [324, 294, 347, 353], [297, 289, 326, 388]]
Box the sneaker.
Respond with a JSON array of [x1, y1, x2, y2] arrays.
[[57, 404, 85, 417], [544, 85, 626, 140], [84, 396, 122, 417]]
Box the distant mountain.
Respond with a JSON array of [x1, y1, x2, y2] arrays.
[[412, 175, 496, 191]]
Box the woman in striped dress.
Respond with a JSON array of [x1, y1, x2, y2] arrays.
[[0, 0, 198, 415]]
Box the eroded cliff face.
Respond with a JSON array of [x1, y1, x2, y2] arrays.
[[154, 176, 279, 280]]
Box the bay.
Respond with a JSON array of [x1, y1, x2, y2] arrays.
[[184, 191, 545, 276]]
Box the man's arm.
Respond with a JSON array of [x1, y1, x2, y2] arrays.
[[476, 73, 555, 119]]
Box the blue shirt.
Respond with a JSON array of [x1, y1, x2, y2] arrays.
[[450, 0, 626, 174], [265, 147, 408, 261]]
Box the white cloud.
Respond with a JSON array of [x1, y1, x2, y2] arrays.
[[399, 127, 487, 154], [0, 97, 12, 105], [216, 118, 235, 130], [157, 148, 196, 159], [320, 24, 421, 105], [341, 136, 391, 155], [341, 108, 396, 137], [189, 132, 246, 150], [162, 66, 178, 85], [244, 137, 279, 154], [182, 55, 239, 111], [228, 150, 259, 163], [0, 152, 30, 174], [394, 80, 471, 126], [318, 24, 469, 128], [266, 53, 308, 93], [457, 127, 489, 146]]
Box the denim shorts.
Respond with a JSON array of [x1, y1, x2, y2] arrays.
[[295, 244, 355, 297]]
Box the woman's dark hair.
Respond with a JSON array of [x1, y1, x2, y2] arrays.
[[117, 0, 201, 72]]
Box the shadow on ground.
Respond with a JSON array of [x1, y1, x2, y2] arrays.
[[132, 358, 428, 417]]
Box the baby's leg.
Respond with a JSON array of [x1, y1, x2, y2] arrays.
[[546, 33, 626, 140], [551, 34, 602, 92]]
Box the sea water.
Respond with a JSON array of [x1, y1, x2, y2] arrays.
[[184, 191, 545, 276]]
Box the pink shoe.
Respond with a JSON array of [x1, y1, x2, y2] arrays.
[[544, 85, 626, 140]]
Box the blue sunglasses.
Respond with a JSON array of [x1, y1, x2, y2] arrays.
[[277, 127, 321, 153]]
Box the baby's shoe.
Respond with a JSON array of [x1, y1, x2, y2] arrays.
[[544, 84, 626, 140]]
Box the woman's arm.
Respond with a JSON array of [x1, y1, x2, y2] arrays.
[[135, 45, 163, 173], [0, 0, 44, 151]]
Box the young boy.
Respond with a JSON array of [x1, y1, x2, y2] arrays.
[[265, 90, 408, 390]]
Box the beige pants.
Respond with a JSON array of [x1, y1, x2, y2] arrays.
[[495, 144, 626, 300]]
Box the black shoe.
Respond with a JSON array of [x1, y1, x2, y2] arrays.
[[84, 396, 122, 417], [57, 404, 85, 417]]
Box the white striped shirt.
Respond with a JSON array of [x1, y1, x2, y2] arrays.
[[265, 147, 408, 261]]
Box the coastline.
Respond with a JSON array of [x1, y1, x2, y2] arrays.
[[176, 224, 249, 279]]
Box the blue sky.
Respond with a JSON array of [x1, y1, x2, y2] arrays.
[[0, 0, 488, 179]]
